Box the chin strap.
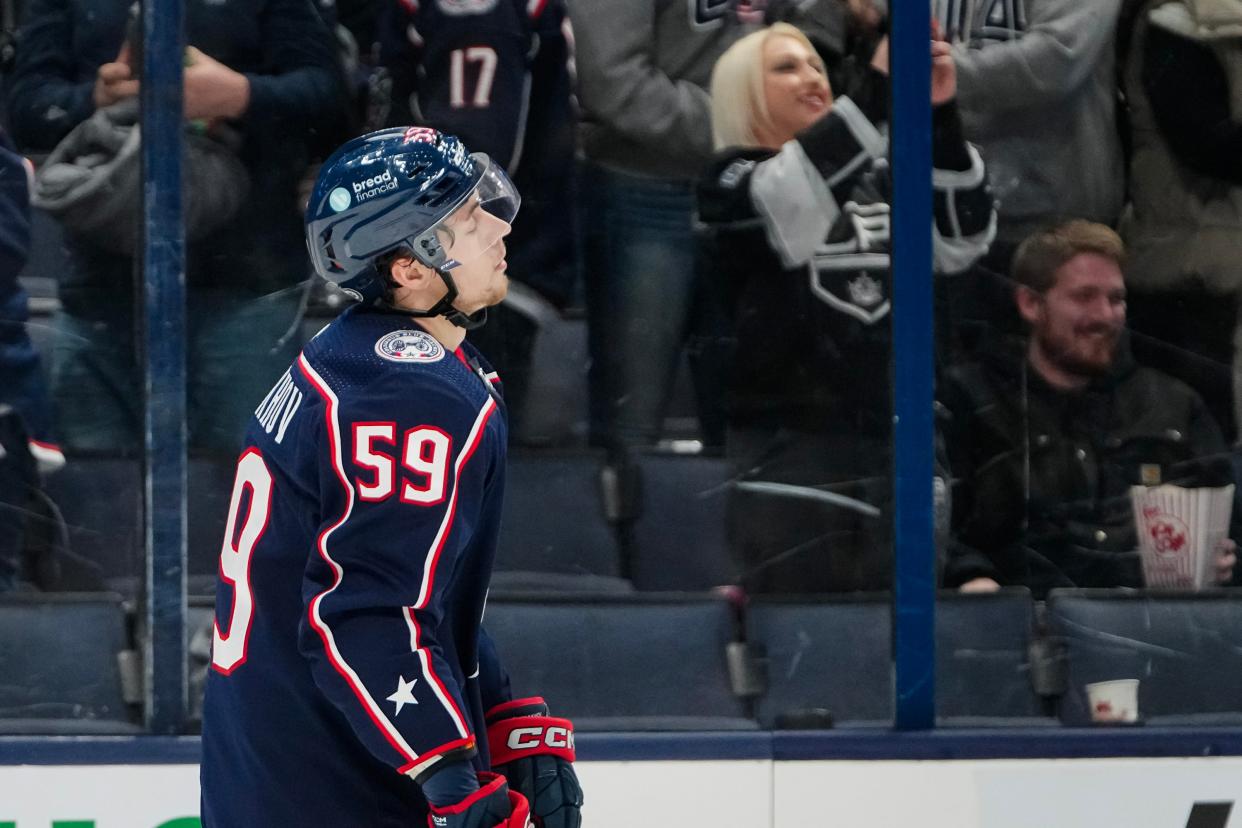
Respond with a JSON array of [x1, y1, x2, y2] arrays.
[[342, 266, 488, 329], [402, 268, 488, 329]]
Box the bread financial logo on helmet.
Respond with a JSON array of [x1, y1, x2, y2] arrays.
[[353, 169, 397, 202], [328, 187, 351, 212], [375, 330, 446, 364]]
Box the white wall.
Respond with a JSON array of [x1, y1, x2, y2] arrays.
[[2, 758, 1241, 827]]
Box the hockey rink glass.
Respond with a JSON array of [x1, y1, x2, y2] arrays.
[[435, 155, 520, 271]]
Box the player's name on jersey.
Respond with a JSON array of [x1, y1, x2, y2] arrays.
[[253, 369, 304, 445]]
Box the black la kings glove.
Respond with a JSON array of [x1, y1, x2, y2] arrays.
[[485, 697, 583, 828]]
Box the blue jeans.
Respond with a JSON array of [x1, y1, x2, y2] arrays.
[[581, 161, 725, 450], [0, 278, 55, 444], [51, 286, 303, 456]]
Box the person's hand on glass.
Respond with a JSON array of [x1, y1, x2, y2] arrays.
[[931, 37, 957, 105], [869, 35, 890, 75], [958, 576, 1001, 593], [868, 35, 956, 106], [1215, 538, 1237, 584], [847, 0, 885, 31]]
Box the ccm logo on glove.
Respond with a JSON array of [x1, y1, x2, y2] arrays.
[[486, 713, 576, 766], [506, 725, 575, 752]]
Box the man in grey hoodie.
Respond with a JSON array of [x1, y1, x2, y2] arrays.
[[948, 0, 1125, 263]]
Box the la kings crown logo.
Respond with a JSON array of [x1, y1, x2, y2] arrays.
[[932, 0, 1027, 43], [353, 169, 398, 202]]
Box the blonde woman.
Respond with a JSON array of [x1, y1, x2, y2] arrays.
[[698, 23, 996, 594]]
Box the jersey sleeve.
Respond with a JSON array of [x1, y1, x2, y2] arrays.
[[378, 0, 531, 167], [929, 101, 997, 275], [475, 624, 512, 715], [296, 356, 503, 781], [698, 96, 887, 272]]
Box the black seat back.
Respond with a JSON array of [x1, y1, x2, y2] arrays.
[[0, 592, 140, 733], [1047, 589, 1242, 725], [485, 592, 754, 730]]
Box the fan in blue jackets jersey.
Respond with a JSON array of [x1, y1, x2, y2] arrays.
[[200, 127, 582, 828]]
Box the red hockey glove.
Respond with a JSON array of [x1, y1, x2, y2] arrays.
[[427, 773, 531, 828], [485, 697, 583, 828]]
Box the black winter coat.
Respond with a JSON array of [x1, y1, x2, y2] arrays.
[[941, 338, 1237, 598]]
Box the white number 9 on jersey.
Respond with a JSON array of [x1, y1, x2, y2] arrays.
[[212, 449, 274, 674]]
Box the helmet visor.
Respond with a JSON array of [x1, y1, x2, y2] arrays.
[[432, 155, 520, 270]]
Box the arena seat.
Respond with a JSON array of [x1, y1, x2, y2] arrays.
[[43, 455, 143, 592], [936, 588, 1048, 723], [1046, 589, 1242, 726], [513, 311, 589, 448], [40, 454, 235, 596], [629, 450, 734, 591], [747, 594, 891, 727], [496, 450, 625, 584], [748, 589, 1048, 727], [17, 207, 73, 298], [484, 591, 756, 730], [186, 595, 217, 731], [0, 592, 141, 734]]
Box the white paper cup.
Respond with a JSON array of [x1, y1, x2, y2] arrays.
[[1086, 679, 1140, 724]]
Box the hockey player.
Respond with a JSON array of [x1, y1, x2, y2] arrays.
[[200, 127, 582, 828]]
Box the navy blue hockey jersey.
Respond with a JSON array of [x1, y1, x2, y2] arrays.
[[200, 305, 512, 827]]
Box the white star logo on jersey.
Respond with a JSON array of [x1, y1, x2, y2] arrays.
[[387, 676, 420, 716]]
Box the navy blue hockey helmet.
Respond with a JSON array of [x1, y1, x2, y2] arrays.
[[305, 127, 520, 306]]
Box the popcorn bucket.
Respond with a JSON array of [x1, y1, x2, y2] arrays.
[[1130, 484, 1234, 589]]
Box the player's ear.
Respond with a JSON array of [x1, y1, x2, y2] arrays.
[[388, 256, 439, 291]]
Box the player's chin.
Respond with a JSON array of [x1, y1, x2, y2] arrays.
[[489, 275, 510, 304]]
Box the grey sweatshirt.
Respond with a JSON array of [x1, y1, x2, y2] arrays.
[[568, 0, 747, 179], [952, 0, 1125, 244]]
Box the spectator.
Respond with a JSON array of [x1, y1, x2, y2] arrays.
[[1119, 0, 1242, 443], [923, 0, 1126, 358], [949, 0, 1125, 266], [569, 0, 752, 454], [941, 221, 1238, 598], [698, 23, 994, 593], [6, 0, 347, 455], [377, 0, 575, 438], [0, 124, 60, 471]]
